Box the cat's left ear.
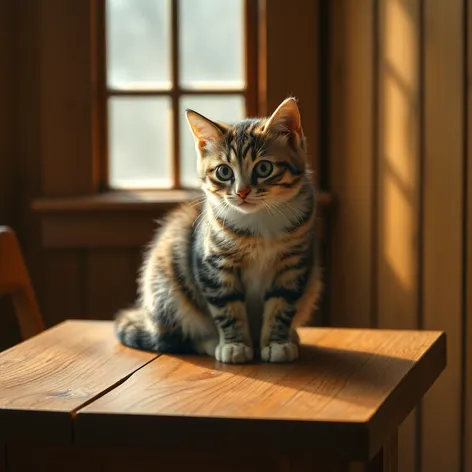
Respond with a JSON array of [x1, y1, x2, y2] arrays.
[[185, 109, 227, 151], [263, 97, 304, 139]]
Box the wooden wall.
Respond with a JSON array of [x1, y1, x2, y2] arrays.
[[328, 1, 471, 472]]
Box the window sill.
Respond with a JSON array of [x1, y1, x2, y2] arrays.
[[32, 189, 202, 213], [32, 189, 334, 249]]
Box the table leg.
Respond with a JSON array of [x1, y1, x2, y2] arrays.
[[0, 445, 5, 472], [350, 433, 398, 472]]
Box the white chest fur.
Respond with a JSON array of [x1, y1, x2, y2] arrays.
[[241, 241, 277, 345]]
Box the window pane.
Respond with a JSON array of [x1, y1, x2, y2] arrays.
[[109, 97, 172, 188], [106, 0, 171, 89], [180, 95, 245, 188], [179, 0, 244, 89]]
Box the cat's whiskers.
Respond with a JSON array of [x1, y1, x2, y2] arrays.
[[261, 199, 276, 217], [221, 201, 231, 228], [193, 208, 209, 232], [278, 201, 304, 226], [282, 199, 306, 219], [188, 195, 207, 209], [261, 197, 293, 226], [264, 195, 305, 227]]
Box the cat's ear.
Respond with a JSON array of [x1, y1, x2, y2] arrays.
[[263, 97, 304, 138], [185, 110, 226, 150]]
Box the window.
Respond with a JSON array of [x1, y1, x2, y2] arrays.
[[100, 0, 258, 190]]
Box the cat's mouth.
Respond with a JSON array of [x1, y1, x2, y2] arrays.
[[230, 199, 261, 213]]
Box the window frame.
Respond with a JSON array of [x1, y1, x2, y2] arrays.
[[96, 0, 259, 191], [33, 0, 327, 249]]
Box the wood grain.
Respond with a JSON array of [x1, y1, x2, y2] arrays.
[[0, 320, 156, 443], [421, 1, 464, 472], [376, 2, 421, 471], [76, 327, 445, 462], [328, 0, 374, 328]]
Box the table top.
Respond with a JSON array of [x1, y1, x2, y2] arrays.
[[0, 320, 446, 461]]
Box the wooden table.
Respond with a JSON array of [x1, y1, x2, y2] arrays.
[[0, 320, 446, 472]]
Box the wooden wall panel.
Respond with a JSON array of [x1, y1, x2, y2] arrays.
[[376, 1, 421, 471], [85, 250, 140, 320], [43, 251, 83, 327], [0, 0, 17, 351], [13, 0, 44, 313], [39, 0, 96, 197], [0, 0, 14, 226], [465, 1, 472, 470], [421, 1, 464, 472], [329, 0, 374, 328], [329, 2, 471, 471], [261, 0, 319, 172]]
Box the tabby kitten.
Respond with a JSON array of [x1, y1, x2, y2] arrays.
[[115, 97, 321, 364]]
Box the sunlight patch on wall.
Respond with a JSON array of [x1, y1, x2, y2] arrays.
[[380, 0, 419, 293], [383, 175, 415, 289]]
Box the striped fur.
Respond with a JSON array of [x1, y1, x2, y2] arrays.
[[115, 98, 322, 363]]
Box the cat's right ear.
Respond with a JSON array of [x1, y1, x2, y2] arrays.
[[185, 110, 225, 151]]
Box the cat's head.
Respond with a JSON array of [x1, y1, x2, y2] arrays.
[[185, 97, 308, 214]]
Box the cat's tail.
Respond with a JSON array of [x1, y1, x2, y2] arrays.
[[115, 307, 195, 353], [115, 307, 159, 352]]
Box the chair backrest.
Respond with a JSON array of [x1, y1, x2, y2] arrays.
[[0, 226, 45, 340]]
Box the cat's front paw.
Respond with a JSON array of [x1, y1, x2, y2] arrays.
[[261, 342, 299, 363], [215, 342, 253, 364]]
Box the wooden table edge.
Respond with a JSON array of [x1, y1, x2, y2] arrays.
[[72, 328, 447, 462], [367, 331, 447, 459], [74, 411, 372, 461], [0, 319, 161, 444]]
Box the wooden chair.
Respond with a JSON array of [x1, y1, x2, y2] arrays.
[[0, 226, 45, 340]]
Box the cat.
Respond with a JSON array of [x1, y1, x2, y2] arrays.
[[115, 97, 322, 364]]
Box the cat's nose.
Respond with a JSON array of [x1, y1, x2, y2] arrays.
[[236, 187, 251, 199]]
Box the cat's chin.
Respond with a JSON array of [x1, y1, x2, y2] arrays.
[[230, 201, 263, 214]]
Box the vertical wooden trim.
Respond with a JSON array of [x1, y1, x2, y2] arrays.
[[416, 2, 425, 471], [244, 0, 259, 117], [40, 0, 97, 196], [371, 0, 380, 330], [12, 0, 45, 318], [376, 1, 421, 471], [257, 0, 268, 116], [421, 1, 464, 471], [94, 0, 109, 190], [171, 0, 180, 189], [464, 0, 472, 470], [328, 0, 374, 328]]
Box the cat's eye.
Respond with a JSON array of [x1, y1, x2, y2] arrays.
[[254, 160, 274, 178], [215, 164, 234, 181]]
